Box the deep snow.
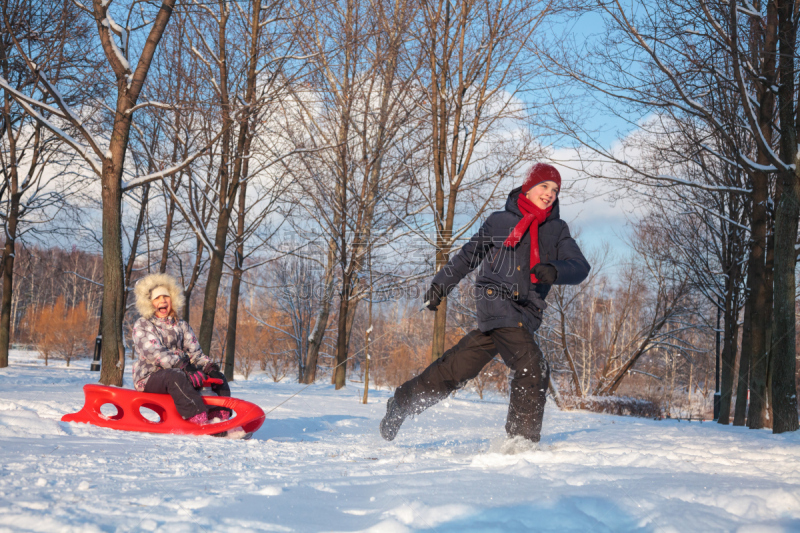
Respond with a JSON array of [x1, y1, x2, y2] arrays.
[[2, 351, 800, 532]]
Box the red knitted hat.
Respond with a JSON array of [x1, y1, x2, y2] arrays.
[[521, 163, 561, 193]]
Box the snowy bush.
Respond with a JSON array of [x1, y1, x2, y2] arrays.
[[561, 394, 662, 419]]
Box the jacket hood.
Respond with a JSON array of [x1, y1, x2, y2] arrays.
[[505, 186, 560, 221], [134, 273, 185, 319]]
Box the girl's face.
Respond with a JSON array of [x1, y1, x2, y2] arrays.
[[152, 294, 173, 319], [525, 181, 559, 209]]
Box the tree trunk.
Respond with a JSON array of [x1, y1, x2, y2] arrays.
[[343, 290, 360, 357], [548, 377, 565, 410], [92, 0, 177, 386], [430, 243, 449, 362], [223, 180, 247, 382], [737, 0, 778, 429], [559, 295, 583, 397], [9, 270, 19, 343], [763, 228, 775, 429], [743, 169, 770, 429], [749, 222, 774, 428], [772, 169, 800, 433], [183, 239, 205, 322], [159, 184, 176, 273], [333, 271, 352, 389], [99, 157, 126, 386], [303, 306, 330, 384], [733, 290, 750, 426], [0, 61, 24, 368], [363, 268, 372, 404], [221, 0, 262, 378], [124, 184, 150, 285], [301, 267, 335, 384], [198, 5, 233, 357], [430, 297, 448, 362], [223, 262, 242, 381], [198, 208, 231, 355], [0, 193, 20, 369], [198, 0, 260, 357], [331, 257, 363, 389], [428, 7, 451, 364], [0, 14, 14, 369], [770, 0, 799, 434]]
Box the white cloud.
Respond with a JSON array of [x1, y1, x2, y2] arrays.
[[548, 147, 643, 260]]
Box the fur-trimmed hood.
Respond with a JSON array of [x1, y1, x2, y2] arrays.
[[134, 273, 185, 319]]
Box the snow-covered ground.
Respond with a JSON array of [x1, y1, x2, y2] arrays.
[[2, 351, 800, 532]]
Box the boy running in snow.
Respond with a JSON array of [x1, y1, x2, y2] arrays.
[[380, 163, 590, 444], [131, 273, 230, 425]]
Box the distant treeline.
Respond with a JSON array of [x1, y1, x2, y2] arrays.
[[1, 243, 103, 343]]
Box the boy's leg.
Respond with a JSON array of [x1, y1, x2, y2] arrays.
[[144, 368, 209, 420], [490, 327, 550, 442], [393, 330, 496, 415]]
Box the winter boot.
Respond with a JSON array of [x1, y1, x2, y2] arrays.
[[380, 397, 407, 441], [208, 407, 231, 423], [187, 411, 208, 425]]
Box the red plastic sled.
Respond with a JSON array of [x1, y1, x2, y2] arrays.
[[61, 383, 265, 438]]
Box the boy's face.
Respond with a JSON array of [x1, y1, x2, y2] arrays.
[[525, 181, 559, 210]]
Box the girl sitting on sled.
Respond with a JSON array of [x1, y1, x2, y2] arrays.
[[131, 273, 230, 425]]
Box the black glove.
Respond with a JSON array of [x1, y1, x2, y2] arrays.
[[531, 263, 557, 285], [181, 362, 207, 389], [425, 283, 444, 311], [203, 361, 220, 375]]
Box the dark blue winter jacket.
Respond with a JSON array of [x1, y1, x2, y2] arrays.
[[432, 187, 590, 335]]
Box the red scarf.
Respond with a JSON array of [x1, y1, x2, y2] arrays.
[[503, 194, 552, 283]]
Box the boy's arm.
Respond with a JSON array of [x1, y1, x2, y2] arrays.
[[549, 223, 591, 285], [432, 216, 494, 294]]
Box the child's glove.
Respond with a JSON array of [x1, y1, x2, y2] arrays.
[[180, 362, 207, 389], [203, 361, 220, 375], [186, 368, 207, 389], [531, 263, 557, 284], [425, 283, 444, 311]]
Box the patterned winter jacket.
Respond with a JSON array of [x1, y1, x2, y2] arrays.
[[131, 316, 210, 391]]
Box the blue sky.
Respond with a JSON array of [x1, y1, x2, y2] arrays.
[[537, 8, 646, 268]]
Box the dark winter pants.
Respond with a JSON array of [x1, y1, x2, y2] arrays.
[[393, 327, 550, 442], [143, 368, 231, 420]]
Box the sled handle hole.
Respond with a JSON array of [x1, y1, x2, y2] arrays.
[[138, 404, 163, 424], [99, 403, 123, 420]]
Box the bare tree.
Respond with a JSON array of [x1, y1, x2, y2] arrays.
[[546, 242, 608, 397], [413, 0, 552, 362], [0, 0, 94, 368], [0, 0, 220, 385], [769, 0, 800, 434], [592, 241, 692, 396], [284, 0, 427, 389], [251, 252, 318, 380], [606, 117, 750, 423], [177, 0, 303, 374], [540, 0, 798, 432]]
